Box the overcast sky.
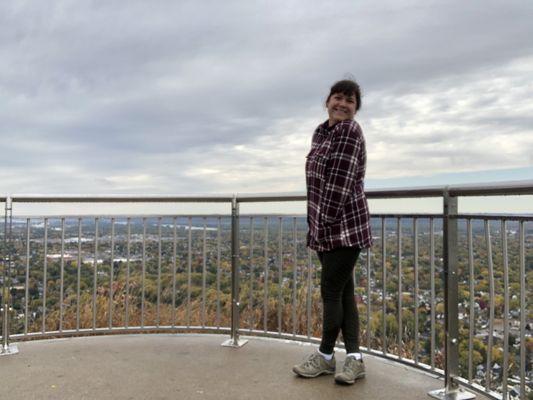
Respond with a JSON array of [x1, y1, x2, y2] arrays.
[[1, 1, 532, 201]]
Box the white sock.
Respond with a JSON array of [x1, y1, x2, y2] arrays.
[[346, 352, 362, 360], [318, 349, 334, 361]]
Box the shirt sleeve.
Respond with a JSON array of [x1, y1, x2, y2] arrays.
[[319, 123, 363, 227]]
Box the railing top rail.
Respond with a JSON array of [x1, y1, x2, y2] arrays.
[[235, 193, 306, 202], [236, 180, 533, 201], [8, 194, 235, 203], [365, 180, 533, 198], [5, 179, 533, 203], [446, 179, 533, 196], [232, 188, 445, 201], [366, 186, 444, 199]]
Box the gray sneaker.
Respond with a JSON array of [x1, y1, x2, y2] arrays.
[[292, 352, 336, 378], [334, 356, 365, 384]]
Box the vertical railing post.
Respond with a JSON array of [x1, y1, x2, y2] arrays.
[[429, 189, 473, 399], [1, 196, 19, 356], [222, 195, 248, 348], [443, 191, 460, 391]]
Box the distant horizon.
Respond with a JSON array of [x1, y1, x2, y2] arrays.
[[3, 176, 533, 215]]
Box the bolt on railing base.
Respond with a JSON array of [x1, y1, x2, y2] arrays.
[[428, 388, 476, 400], [221, 337, 248, 348], [0, 344, 19, 356]]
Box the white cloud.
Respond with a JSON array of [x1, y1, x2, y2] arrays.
[[362, 56, 533, 178]]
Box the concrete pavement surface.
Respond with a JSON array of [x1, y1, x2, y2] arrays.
[[0, 334, 487, 400]]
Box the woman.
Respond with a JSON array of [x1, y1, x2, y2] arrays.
[[293, 79, 372, 384]]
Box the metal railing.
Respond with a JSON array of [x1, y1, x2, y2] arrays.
[[0, 181, 531, 400]]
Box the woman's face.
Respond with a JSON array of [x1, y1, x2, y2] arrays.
[[326, 92, 357, 126]]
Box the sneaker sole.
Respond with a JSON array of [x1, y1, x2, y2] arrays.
[[334, 372, 365, 385], [292, 367, 335, 378]]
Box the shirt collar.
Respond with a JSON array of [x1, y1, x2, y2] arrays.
[[317, 120, 333, 136]]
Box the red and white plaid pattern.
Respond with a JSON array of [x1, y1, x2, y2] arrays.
[[306, 119, 373, 251]]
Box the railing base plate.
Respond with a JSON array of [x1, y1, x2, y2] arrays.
[[0, 344, 19, 356], [221, 338, 248, 348], [428, 388, 475, 400]]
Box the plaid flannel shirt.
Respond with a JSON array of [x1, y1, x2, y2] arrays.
[[305, 119, 372, 251]]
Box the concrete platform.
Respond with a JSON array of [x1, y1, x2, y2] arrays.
[[0, 334, 485, 400]]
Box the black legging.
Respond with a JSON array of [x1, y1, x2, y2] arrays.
[[318, 246, 361, 355]]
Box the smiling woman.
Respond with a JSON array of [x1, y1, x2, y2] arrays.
[[325, 80, 361, 126], [293, 79, 372, 385]]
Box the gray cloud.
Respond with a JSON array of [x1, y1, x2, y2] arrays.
[[0, 0, 532, 194]]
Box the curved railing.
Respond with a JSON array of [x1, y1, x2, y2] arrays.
[[1, 181, 531, 400]]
